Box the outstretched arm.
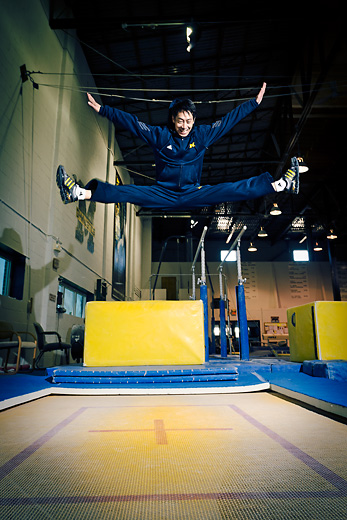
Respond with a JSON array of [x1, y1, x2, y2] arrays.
[[87, 92, 101, 113], [256, 82, 266, 104], [88, 94, 158, 146]]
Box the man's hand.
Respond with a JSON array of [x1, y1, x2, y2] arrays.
[[256, 82, 266, 104], [87, 93, 101, 113]]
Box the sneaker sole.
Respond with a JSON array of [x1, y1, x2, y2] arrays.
[[291, 157, 300, 194], [56, 165, 72, 204], [294, 174, 299, 194]]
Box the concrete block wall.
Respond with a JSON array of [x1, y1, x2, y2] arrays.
[[0, 0, 144, 366]]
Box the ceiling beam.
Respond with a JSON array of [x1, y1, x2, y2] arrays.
[[273, 28, 344, 179]]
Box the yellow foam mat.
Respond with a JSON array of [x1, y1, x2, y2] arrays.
[[84, 300, 205, 366], [315, 301, 347, 360], [287, 301, 347, 362], [0, 393, 346, 519]]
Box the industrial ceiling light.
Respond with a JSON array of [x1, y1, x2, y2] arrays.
[[313, 242, 323, 251], [248, 242, 257, 252], [257, 226, 268, 237], [186, 23, 201, 52], [327, 229, 337, 239], [186, 26, 193, 45], [297, 157, 309, 173], [270, 203, 282, 216]]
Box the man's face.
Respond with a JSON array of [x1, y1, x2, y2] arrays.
[[172, 110, 195, 138]]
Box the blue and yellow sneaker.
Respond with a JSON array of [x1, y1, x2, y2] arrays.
[[283, 157, 300, 194], [56, 165, 80, 204]]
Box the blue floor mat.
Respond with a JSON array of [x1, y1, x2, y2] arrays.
[[1, 359, 346, 413]]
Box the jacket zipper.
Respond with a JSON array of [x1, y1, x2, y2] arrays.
[[178, 138, 184, 188], [179, 165, 182, 189]]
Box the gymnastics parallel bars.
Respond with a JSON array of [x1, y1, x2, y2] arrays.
[[218, 225, 250, 360]]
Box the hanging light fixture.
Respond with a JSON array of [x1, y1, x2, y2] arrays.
[[186, 23, 201, 52], [270, 203, 282, 215], [327, 229, 337, 239], [258, 226, 268, 237], [297, 157, 309, 173], [313, 242, 323, 251], [248, 242, 257, 252], [186, 25, 193, 51]]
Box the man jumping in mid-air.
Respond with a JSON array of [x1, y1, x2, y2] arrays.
[[56, 83, 299, 209]]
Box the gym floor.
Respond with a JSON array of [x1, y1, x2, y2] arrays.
[[1, 392, 346, 519]]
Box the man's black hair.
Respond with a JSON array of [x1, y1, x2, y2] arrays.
[[168, 98, 196, 129]]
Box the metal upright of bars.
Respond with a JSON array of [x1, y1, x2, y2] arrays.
[[218, 226, 249, 360], [191, 226, 209, 361]]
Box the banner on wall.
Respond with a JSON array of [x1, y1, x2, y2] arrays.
[[112, 173, 126, 301]]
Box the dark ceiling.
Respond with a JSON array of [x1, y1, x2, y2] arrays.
[[49, 0, 347, 258]]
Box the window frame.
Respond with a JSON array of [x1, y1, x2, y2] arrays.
[[0, 244, 26, 300], [0, 255, 11, 296], [58, 278, 93, 319]]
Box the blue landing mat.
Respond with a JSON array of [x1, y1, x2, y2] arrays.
[[0, 371, 52, 401], [270, 372, 347, 409], [0, 359, 346, 415]]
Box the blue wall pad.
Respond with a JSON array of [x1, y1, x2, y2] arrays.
[[302, 361, 325, 377], [302, 360, 347, 381]]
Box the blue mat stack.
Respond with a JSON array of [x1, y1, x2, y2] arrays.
[[47, 365, 240, 385]]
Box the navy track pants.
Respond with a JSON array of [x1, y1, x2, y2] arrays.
[[86, 172, 275, 210]]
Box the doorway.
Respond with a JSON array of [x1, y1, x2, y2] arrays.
[[161, 277, 177, 300]]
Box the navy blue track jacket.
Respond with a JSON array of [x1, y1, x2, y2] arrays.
[[99, 98, 259, 191]]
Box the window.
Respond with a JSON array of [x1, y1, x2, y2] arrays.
[[58, 278, 93, 318], [63, 287, 77, 315], [0, 244, 25, 300], [220, 250, 237, 262], [0, 256, 11, 296], [293, 250, 309, 262]]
